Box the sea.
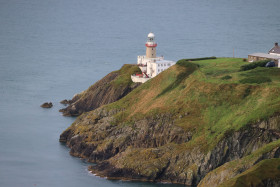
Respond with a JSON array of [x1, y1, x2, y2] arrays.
[[0, 0, 279, 186]]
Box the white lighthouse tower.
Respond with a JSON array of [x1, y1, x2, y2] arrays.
[[131, 33, 176, 83], [146, 32, 157, 58]]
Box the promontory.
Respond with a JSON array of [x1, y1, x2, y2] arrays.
[[60, 57, 280, 186]]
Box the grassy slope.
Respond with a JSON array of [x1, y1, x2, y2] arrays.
[[110, 64, 142, 88], [67, 58, 280, 183], [198, 139, 280, 187], [218, 158, 280, 187], [104, 58, 280, 152], [78, 64, 141, 99], [60, 64, 142, 116]]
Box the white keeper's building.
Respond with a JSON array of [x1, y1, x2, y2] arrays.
[[131, 33, 176, 83], [248, 42, 280, 67]]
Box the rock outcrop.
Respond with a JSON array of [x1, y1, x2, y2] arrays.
[[60, 99, 71, 105], [41, 102, 53, 108], [59, 64, 141, 116]]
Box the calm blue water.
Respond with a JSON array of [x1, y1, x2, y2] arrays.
[[0, 0, 279, 186]]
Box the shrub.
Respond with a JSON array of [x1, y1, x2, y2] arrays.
[[157, 61, 199, 97], [176, 60, 200, 68], [240, 60, 270, 71], [177, 57, 216, 63], [239, 76, 272, 84], [221, 75, 232, 80]]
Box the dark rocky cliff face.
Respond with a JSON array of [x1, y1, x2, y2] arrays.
[[60, 107, 280, 186], [59, 64, 141, 116]]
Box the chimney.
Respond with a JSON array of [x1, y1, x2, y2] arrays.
[[275, 42, 278, 46]]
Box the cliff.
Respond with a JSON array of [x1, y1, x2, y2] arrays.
[[59, 64, 141, 116], [60, 58, 280, 186]]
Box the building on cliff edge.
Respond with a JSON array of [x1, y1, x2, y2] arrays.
[[131, 33, 176, 83], [248, 42, 280, 67]]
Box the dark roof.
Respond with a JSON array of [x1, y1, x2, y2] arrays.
[[268, 43, 280, 54]]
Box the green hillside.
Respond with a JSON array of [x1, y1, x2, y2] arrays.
[[61, 57, 280, 185], [218, 158, 280, 187], [104, 58, 280, 151]]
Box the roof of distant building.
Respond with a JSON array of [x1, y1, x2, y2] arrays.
[[151, 60, 175, 64], [248, 53, 280, 59], [269, 43, 280, 54]]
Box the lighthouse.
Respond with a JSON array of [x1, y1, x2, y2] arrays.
[[145, 33, 157, 58], [131, 33, 176, 83]]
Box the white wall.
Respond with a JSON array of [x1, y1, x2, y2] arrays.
[[269, 53, 280, 57], [131, 75, 150, 83]]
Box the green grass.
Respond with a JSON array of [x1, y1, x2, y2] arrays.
[[66, 57, 280, 185], [239, 76, 272, 84], [221, 75, 232, 80], [178, 56, 217, 62], [198, 140, 280, 187], [56, 56, 280, 187], [157, 61, 199, 97], [240, 60, 270, 71], [102, 58, 280, 152], [218, 158, 280, 187], [75, 64, 141, 100], [70, 57, 280, 156], [111, 64, 141, 88]]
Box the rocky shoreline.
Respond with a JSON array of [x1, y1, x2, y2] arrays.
[[59, 64, 141, 116], [59, 105, 280, 186]]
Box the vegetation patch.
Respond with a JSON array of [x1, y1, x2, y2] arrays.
[[221, 75, 232, 80], [198, 140, 280, 187], [240, 60, 270, 71], [63, 57, 280, 185], [178, 56, 217, 62], [104, 58, 280, 151], [111, 64, 141, 88], [239, 76, 271, 84], [218, 159, 280, 187], [157, 61, 199, 97]]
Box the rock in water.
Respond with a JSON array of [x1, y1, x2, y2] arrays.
[[41, 102, 53, 108]]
